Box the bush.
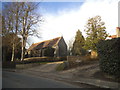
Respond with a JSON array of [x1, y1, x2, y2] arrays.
[[58, 57, 67, 61], [2, 61, 16, 68], [16, 57, 67, 64], [97, 38, 120, 78], [56, 61, 69, 71]]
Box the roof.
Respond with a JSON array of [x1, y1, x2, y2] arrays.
[[108, 35, 117, 39], [27, 37, 62, 51], [116, 27, 120, 29]]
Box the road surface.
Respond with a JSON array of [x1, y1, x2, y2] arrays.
[[2, 71, 80, 88]]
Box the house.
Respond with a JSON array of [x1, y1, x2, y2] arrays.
[[26, 36, 67, 57], [108, 27, 120, 39]]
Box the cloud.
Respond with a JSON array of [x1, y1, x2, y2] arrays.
[[27, 0, 119, 48], [80, 0, 118, 35]]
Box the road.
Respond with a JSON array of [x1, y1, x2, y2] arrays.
[[2, 71, 80, 88]]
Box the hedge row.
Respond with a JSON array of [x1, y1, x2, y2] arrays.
[[15, 57, 67, 64], [2, 61, 16, 68], [3, 57, 67, 68], [97, 38, 120, 78]]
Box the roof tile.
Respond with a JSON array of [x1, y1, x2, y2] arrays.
[[27, 37, 61, 51]]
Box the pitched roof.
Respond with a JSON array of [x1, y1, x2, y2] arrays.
[[116, 27, 120, 29], [108, 35, 117, 39], [27, 37, 62, 51], [108, 27, 120, 39]]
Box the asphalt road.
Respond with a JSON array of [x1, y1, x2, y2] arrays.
[[2, 71, 80, 88]]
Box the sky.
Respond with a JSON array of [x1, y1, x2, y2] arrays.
[[1, 0, 119, 48], [26, 0, 119, 48]]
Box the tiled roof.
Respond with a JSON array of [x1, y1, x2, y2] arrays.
[[27, 37, 62, 51], [108, 35, 117, 39], [108, 27, 120, 39], [116, 27, 120, 29]]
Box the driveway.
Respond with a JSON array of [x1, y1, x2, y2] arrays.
[[14, 61, 101, 88], [4, 61, 117, 89], [25, 61, 64, 72]]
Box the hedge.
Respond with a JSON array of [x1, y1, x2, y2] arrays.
[[97, 38, 120, 78], [16, 57, 67, 64], [2, 61, 16, 68], [3, 57, 67, 69]]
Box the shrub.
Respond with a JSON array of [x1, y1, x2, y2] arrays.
[[58, 57, 67, 61], [97, 38, 120, 78], [16, 57, 67, 64], [56, 61, 69, 71], [2, 61, 16, 68]]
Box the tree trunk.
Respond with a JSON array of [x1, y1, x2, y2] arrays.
[[21, 37, 24, 61], [11, 43, 15, 61], [21, 36, 25, 61], [21, 34, 27, 61]]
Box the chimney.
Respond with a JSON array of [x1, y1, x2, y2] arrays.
[[116, 27, 120, 37]]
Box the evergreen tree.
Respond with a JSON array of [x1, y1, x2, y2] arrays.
[[72, 30, 86, 56], [84, 15, 108, 51]]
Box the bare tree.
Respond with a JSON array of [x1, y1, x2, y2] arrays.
[[3, 4, 15, 61], [2, 2, 42, 61], [19, 2, 41, 61], [68, 38, 74, 56], [2, 2, 22, 61]]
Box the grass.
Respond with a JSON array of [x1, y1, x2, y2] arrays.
[[16, 57, 58, 64], [56, 61, 69, 71], [56, 63, 65, 71], [24, 57, 48, 61], [37, 62, 51, 64], [16, 61, 52, 64], [16, 61, 51, 69]]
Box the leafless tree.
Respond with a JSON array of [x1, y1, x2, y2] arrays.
[[2, 2, 42, 61], [19, 2, 42, 61], [68, 38, 74, 56], [3, 3, 17, 61]]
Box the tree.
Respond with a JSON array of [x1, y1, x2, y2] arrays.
[[2, 33, 21, 61], [2, 2, 42, 61], [72, 29, 86, 56], [68, 38, 74, 56], [2, 3, 19, 61], [84, 15, 108, 51], [2, 2, 23, 61], [18, 2, 41, 61]]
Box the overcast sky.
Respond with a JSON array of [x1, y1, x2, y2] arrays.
[[12, 0, 119, 48]]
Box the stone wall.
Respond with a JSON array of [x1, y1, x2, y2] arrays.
[[67, 55, 98, 68], [67, 56, 84, 68]]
